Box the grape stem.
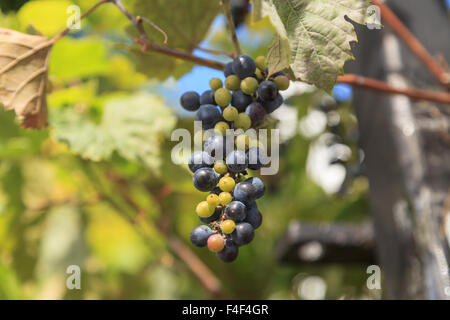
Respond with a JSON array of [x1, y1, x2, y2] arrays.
[[221, 0, 242, 58]]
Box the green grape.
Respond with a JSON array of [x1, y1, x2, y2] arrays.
[[214, 160, 228, 174], [219, 192, 233, 205], [235, 113, 252, 130], [196, 201, 214, 218], [221, 220, 236, 234], [206, 194, 221, 207], [225, 75, 241, 91], [274, 75, 290, 91], [255, 68, 263, 81], [214, 88, 232, 107], [223, 106, 238, 122], [241, 77, 259, 95], [209, 78, 223, 91], [235, 134, 250, 150], [219, 176, 235, 192], [255, 56, 266, 70], [214, 121, 230, 136]]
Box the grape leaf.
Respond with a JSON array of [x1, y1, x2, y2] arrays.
[[0, 28, 53, 129], [51, 93, 176, 171], [266, 33, 291, 76], [255, 0, 369, 91]]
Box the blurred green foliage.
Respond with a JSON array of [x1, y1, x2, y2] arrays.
[[0, 0, 372, 300]]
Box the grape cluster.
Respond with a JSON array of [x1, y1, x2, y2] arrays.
[[179, 55, 289, 262]]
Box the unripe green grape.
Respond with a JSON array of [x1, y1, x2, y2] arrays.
[[219, 192, 233, 206], [223, 106, 238, 122], [214, 160, 228, 175], [255, 56, 266, 70], [214, 88, 232, 107], [235, 134, 250, 150], [241, 77, 259, 95], [274, 75, 290, 91], [206, 194, 221, 207], [221, 220, 236, 234], [225, 75, 241, 91], [196, 201, 214, 218], [214, 121, 230, 136], [219, 176, 235, 192], [209, 78, 223, 91], [255, 68, 263, 81], [235, 113, 252, 130]]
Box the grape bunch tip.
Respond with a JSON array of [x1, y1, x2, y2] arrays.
[[180, 54, 289, 262]]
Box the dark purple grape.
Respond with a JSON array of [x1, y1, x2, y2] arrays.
[[257, 81, 278, 101], [231, 90, 253, 112], [230, 0, 249, 28], [190, 225, 213, 247], [200, 90, 216, 105], [245, 177, 265, 199], [244, 206, 262, 229], [204, 135, 226, 160], [188, 151, 214, 173], [232, 55, 256, 79], [180, 91, 200, 111], [196, 104, 221, 129], [193, 167, 219, 192], [199, 206, 222, 224], [210, 186, 222, 195], [217, 240, 239, 262], [226, 150, 248, 173], [258, 94, 283, 113], [245, 102, 266, 125], [233, 181, 257, 204], [232, 222, 254, 246], [224, 62, 234, 77], [247, 147, 266, 170], [225, 201, 247, 222]]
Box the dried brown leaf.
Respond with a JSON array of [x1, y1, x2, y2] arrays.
[[0, 28, 53, 129]]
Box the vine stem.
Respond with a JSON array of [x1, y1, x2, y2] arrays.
[[337, 74, 450, 104], [221, 0, 242, 58], [371, 0, 450, 89]]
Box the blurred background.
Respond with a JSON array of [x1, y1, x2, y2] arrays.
[[0, 0, 448, 300]]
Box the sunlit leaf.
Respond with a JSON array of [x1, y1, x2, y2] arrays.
[[17, 0, 73, 37], [255, 0, 369, 91]]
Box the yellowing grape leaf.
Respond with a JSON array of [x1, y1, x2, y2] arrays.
[[0, 28, 53, 129], [255, 0, 369, 91]]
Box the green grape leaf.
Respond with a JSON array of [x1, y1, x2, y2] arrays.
[[17, 0, 73, 37], [266, 33, 291, 76], [51, 93, 176, 171], [49, 37, 111, 81], [255, 0, 369, 91], [125, 0, 220, 79]]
